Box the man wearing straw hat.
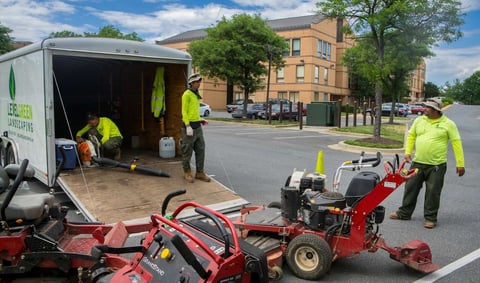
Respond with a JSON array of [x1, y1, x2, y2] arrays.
[[389, 98, 465, 229]]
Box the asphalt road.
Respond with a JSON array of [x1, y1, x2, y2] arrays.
[[202, 105, 480, 283]]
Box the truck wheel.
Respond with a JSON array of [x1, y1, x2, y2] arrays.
[[285, 234, 332, 280], [0, 142, 6, 167], [5, 146, 16, 165]]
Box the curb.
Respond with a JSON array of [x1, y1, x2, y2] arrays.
[[328, 141, 404, 156]]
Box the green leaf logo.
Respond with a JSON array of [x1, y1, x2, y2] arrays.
[[9, 65, 16, 101]]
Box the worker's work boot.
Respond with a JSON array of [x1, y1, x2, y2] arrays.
[[184, 169, 194, 183], [195, 172, 211, 182]]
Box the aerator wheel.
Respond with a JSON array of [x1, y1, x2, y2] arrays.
[[285, 233, 332, 280]]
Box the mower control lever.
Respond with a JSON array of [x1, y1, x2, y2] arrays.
[[195, 207, 231, 258], [161, 189, 187, 216]]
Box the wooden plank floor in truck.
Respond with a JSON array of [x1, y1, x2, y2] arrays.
[[56, 150, 248, 224]]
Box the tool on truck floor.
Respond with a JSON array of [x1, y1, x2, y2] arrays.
[[92, 156, 170, 178]]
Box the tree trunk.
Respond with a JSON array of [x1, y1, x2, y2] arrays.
[[374, 83, 382, 140]]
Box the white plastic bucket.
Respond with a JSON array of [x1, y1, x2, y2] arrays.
[[159, 137, 175, 158]]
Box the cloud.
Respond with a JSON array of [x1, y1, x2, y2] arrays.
[[0, 0, 81, 41], [426, 45, 480, 85]]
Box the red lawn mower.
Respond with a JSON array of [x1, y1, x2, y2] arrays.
[[0, 160, 268, 282], [232, 152, 440, 281]]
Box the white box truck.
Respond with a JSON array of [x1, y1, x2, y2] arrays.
[[0, 38, 246, 222]]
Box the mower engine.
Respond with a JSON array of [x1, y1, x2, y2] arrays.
[[282, 171, 384, 232]]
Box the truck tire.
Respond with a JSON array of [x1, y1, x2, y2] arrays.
[[285, 233, 332, 280], [0, 142, 6, 167], [5, 146, 16, 165]]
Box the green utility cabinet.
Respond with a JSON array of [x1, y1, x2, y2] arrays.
[[306, 102, 338, 126]]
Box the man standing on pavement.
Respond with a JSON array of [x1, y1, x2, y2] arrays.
[[389, 98, 465, 229], [181, 73, 211, 183]]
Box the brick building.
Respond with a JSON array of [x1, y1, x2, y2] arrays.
[[157, 15, 356, 110]]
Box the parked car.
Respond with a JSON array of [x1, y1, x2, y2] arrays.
[[199, 102, 211, 117], [396, 103, 411, 117], [232, 103, 265, 119], [226, 99, 254, 113], [259, 104, 299, 121], [381, 103, 400, 116], [410, 103, 425, 115]]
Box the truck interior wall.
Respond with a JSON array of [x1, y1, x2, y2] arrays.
[[52, 55, 187, 156]]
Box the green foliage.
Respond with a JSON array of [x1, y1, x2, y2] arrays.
[[317, 0, 464, 138], [443, 71, 480, 104], [424, 82, 441, 99], [49, 31, 83, 38], [188, 14, 287, 100], [0, 23, 14, 55], [50, 25, 144, 41]]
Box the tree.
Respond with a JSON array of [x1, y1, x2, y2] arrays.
[[49, 31, 83, 38], [317, 0, 464, 139], [85, 25, 144, 41], [444, 71, 480, 104], [0, 23, 14, 55], [424, 82, 441, 100], [50, 25, 144, 42], [188, 14, 287, 115]]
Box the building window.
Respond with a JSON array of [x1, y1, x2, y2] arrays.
[[283, 39, 290, 56], [317, 40, 332, 60], [314, 66, 319, 83], [289, 91, 299, 103], [277, 68, 284, 83], [292, 39, 301, 56], [314, 92, 319, 101], [324, 67, 328, 83], [323, 93, 329, 101], [278, 91, 288, 100], [296, 65, 305, 82]]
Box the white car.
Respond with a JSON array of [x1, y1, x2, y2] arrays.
[[200, 102, 211, 117]]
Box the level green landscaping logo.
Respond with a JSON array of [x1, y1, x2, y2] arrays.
[[9, 65, 15, 101]]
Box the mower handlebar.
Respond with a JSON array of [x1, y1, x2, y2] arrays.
[[350, 152, 382, 167]]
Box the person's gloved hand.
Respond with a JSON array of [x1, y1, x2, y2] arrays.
[[186, 126, 193, 136]]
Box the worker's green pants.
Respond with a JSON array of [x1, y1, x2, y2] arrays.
[[397, 162, 447, 223], [181, 126, 206, 173]]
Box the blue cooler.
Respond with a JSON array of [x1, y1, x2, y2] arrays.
[[55, 138, 77, 170]]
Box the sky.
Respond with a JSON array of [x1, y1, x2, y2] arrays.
[[0, 0, 479, 87]]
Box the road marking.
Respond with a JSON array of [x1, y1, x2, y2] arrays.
[[235, 131, 283, 135], [414, 248, 480, 283], [274, 135, 321, 140]]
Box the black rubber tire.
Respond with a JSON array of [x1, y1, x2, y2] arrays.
[[267, 201, 281, 209], [0, 142, 6, 167], [268, 265, 283, 281], [5, 146, 16, 165], [285, 233, 332, 280], [203, 110, 210, 117]]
